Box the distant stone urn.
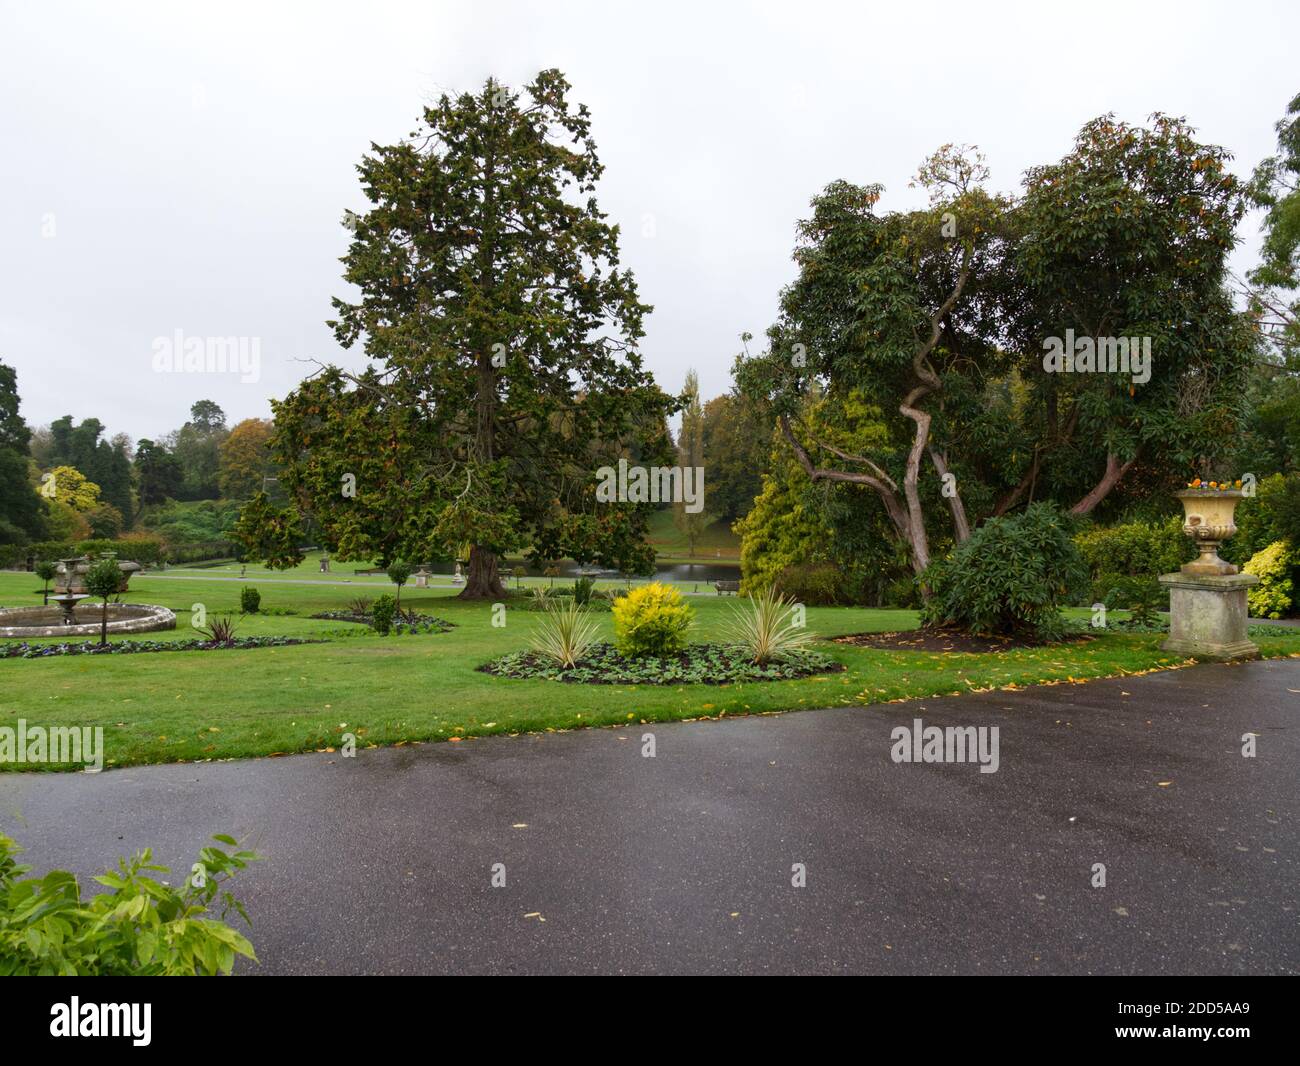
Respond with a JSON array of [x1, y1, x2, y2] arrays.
[[1174, 487, 1245, 576]]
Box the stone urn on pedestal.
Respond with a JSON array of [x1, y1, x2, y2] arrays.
[[1158, 487, 1259, 661]]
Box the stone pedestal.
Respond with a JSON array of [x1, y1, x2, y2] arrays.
[[1158, 572, 1260, 661]]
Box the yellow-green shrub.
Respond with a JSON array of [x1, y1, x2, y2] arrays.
[[611, 582, 694, 657], [1244, 540, 1295, 619]]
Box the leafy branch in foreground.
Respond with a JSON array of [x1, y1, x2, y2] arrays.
[[0, 832, 260, 975]]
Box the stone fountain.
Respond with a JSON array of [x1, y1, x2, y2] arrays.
[[1158, 488, 1259, 661], [0, 553, 174, 639]]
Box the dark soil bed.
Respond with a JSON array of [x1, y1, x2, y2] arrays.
[[831, 628, 1094, 653], [481, 641, 843, 685]]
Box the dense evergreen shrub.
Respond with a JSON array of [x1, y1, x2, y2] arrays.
[[370, 593, 397, 635], [1074, 516, 1194, 582], [920, 503, 1088, 641], [775, 561, 843, 606]]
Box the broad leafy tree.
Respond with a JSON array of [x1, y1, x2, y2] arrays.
[[738, 145, 1010, 576], [240, 70, 674, 596], [165, 401, 228, 501], [738, 118, 1256, 583], [1004, 113, 1253, 514]]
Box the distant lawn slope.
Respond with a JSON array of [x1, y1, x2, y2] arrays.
[[645, 509, 741, 560]]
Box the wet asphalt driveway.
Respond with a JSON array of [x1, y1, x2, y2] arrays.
[[1, 658, 1296, 974]]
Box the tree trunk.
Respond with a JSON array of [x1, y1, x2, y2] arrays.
[[100, 601, 108, 646], [928, 447, 971, 542], [459, 545, 506, 599], [898, 395, 934, 574], [1070, 451, 1139, 516]]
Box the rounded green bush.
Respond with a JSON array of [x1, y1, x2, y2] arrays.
[[1244, 540, 1294, 619], [921, 502, 1088, 641], [611, 582, 694, 657]]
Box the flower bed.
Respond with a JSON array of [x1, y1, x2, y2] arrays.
[[480, 641, 841, 685], [0, 636, 324, 658], [310, 610, 454, 632]]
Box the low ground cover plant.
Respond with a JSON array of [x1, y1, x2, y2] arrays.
[[0, 635, 323, 658], [483, 641, 838, 685]]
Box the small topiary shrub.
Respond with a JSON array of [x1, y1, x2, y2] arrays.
[[574, 576, 596, 606], [240, 585, 261, 614], [370, 593, 397, 635], [34, 560, 57, 605], [84, 556, 124, 647], [386, 558, 412, 609], [611, 581, 694, 657], [1244, 539, 1294, 619], [921, 502, 1088, 641]]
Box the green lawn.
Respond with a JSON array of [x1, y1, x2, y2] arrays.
[[2, 567, 1296, 772], [644, 508, 741, 560]]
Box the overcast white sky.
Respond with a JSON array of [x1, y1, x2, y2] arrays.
[[1, 0, 1297, 443]]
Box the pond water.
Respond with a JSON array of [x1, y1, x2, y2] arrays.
[[423, 558, 740, 584]]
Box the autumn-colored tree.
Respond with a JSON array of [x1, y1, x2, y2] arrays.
[[218, 418, 277, 499], [42, 465, 102, 513]]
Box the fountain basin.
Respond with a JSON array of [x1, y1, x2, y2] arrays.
[[0, 603, 176, 639]]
